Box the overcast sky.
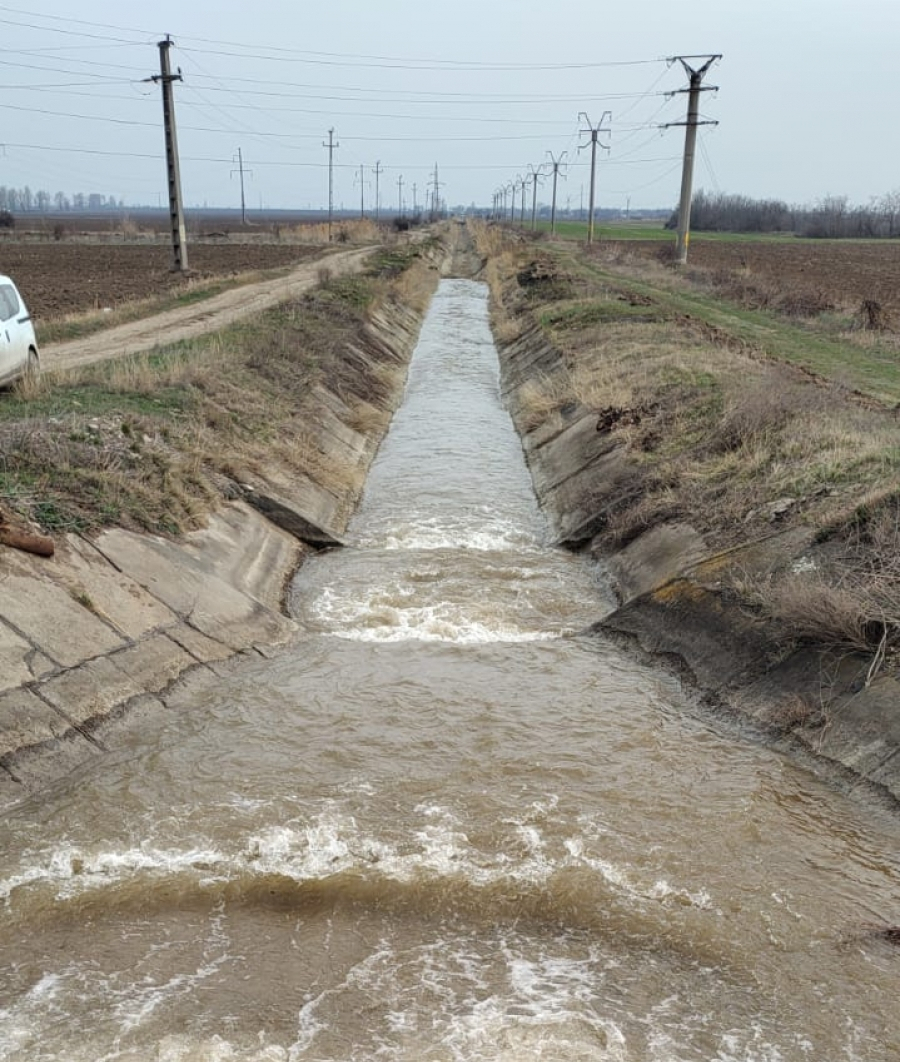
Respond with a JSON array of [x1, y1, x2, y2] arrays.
[[1, 1, 897, 214]]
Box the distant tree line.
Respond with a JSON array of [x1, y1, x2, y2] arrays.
[[668, 189, 900, 239], [0, 186, 126, 213]]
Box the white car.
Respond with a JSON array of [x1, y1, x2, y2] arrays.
[[0, 274, 39, 388]]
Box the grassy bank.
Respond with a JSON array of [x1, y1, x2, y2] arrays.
[[0, 243, 436, 538], [475, 221, 900, 685]]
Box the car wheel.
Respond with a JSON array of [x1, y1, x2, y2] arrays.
[[25, 347, 40, 380]]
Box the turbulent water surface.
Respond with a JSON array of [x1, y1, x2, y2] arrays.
[[2, 279, 900, 1061]]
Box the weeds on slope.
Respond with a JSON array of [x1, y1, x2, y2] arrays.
[[475, 220, 900, 673], [0, 245, 437, 537]]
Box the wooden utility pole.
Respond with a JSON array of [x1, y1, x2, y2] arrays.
[[323, 127, 339, 240], [578, 111, 611, 245], [152, 36, 188, 272], [664, 54, 721, 265], [546, 150, 567, 235], [231, 148, 252, 225], [372, 159, 383, 220]]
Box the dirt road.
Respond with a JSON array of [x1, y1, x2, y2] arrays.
[[44, 246, 372, 372]]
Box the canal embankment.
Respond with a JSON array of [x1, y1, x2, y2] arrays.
[[476, 221, 900, 804], [0, 237, 448, 804]]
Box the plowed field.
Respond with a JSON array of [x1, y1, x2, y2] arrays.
[[0, 240, 322, 319], [626, 238, 900, 321]]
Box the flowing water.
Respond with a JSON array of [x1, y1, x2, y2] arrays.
[[2, 279, 900, 1062]]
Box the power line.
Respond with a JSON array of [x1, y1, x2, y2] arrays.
[[0, 13, 151, 46], [0, 4, 156, 39], [0, 9, 667, 72]]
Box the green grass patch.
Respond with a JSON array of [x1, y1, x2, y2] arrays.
[[539, 299, 666, 330], [563, 255, 900, 406], [365, 246, 421, 278]]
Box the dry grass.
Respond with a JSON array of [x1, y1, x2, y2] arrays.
[[482, 230, 900, 674], [753, 503, 900, 673], [0, 244, 438, 537], [291, 218, 386, 245], [516, 372, 576, 432]]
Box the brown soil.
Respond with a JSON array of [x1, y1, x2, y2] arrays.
[[41, 247, 371, 373], [618, 239, 900, 322], [0, 240, 323, 319]]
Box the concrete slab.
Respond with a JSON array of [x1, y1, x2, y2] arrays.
[[40, 654, 143, 728], [108, 634, 196, 696], [45, 535, 176, 640], [0, 687, 72, 757], [608, 522, 710, 604], [0, 620, 42, 692], [0, 571, 126, 669], [91, 523, 296, 652], [529, 410, 617, 496], [166, 622, 234, 665]]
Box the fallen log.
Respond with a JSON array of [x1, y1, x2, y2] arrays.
[[0, 523, 55, 557]]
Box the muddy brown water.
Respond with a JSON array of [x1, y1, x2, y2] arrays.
[[2, 279, 900, 1061]]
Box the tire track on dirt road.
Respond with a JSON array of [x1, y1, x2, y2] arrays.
[[44, 246, 372, 372]]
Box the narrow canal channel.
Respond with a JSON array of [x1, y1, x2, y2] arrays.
[[2, 279, 899, 1061]]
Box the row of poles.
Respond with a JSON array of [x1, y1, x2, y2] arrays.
[[154, 36, 719, 273], [152, 37, 448, 270], [489, 55, 720, 265]]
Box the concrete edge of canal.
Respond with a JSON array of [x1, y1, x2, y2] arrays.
[[0, 259, 446, 809], [496, 314, 900, 808]]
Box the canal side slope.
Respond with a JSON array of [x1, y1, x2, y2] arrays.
[[0, 240, 445, 806], [478, 222, 900, 804]]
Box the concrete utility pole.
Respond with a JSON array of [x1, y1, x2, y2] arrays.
[[528, 163, 544, 231], [430, 163, 443, 221], [578, 110, 611, 245], [397, 174, 404, 216], [355, 163, 366, 218], [412, 183, 418, 216], [664, 54, 721, 265], [546, 150, 567, 235], [323, 127, 339, 240], [372, 159, 383, 220], [152, 36, 188, 272], [519, 175, 527, 226], [231, 147, 252, 225]]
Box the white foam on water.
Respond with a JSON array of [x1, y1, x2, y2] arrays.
[[2, 843, 228, 905], [0, 973, 64, 1061], [364, 517, 542, 554], [564, 836, 713, 911], [307, 586, 566, 644], [3, 803, 714, 917]]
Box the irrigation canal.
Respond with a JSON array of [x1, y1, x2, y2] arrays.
[[2, 279, 900, 1061]]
